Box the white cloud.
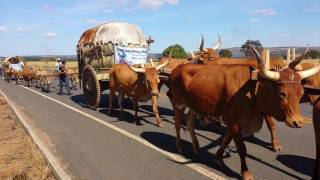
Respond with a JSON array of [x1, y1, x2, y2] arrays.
[[187, 17, 193, 21], [254, 8, 278, 16], [16, 28, 30, 32], [43, 32, 58, 38], [0, 26, 8, 32], [103, 9, 115, 13], [139, 0, 179, 10], [85, 19, 105, 25], [250, 18, 260, 23], [167, 0, 179, 5], [65, 0, 130, 15]]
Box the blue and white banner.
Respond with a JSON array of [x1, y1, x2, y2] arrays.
[[114, 46, 148, 65]]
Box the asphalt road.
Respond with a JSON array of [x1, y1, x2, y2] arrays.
[[0, 79, 316, 180]]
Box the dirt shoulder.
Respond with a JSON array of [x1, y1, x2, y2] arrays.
[[0, 94, 56, 180]]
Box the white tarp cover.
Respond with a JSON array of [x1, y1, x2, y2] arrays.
[[80, 22, 147, 48], [9, 63, 23, 71], [114, 46, 147, 65]]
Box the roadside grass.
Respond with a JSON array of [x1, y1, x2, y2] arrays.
[[0, 95, 55, 180]]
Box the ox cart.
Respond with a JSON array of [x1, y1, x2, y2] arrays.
[[1, 57, 23, 84], [77, 22, 153, 109]]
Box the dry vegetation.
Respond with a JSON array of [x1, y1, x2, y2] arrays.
[[0, 95, 56, 180], [25, 61, 78, 71]]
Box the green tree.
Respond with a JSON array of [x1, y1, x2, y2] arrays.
[[306, 49, 320, 59], [219, 49, 233, 58], [241, 40, 263, 57], [163, 44, 188, 58]]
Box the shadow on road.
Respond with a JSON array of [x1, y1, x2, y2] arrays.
[[70, 94, 88, 108], [277, 154, 314, 176], [140, 131, 240, 179], [140, 104, 174, 117], [245, 134, 273, 152], [69, 91, 306, 179]]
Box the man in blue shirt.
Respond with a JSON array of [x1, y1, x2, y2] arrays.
[[58, 61, 71, 95]]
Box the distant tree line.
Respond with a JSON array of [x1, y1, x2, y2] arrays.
[[162, 40, 320, 60], [306, 49, 320, 59], [163, 44, 188, 58]]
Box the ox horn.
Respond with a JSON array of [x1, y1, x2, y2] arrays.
[[288, 45, 309, 70], [249, 45, 280, 81], [297, 63, 320, 79], [212, 35, 221, 50], [156, 50, 172, 71], [265, 48, 270, 70], [127, 64, 146, 73], [191, 51, 196, 59], [149, 58, 155, 67], [200, 35, 208, 52]]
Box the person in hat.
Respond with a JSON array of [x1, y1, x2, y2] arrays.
[[58, 61, 71, 95], [55, 58, 62, 73]]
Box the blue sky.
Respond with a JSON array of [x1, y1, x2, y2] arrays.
[[0, 0, 319, 55]]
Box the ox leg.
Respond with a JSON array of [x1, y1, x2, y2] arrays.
[[232, 126, 253, 180], [265, 116, 282, 152], [108, 74, 115, 115], [174, 108, 185, 154], [151, 95, 164, 128], [133, 100, 142, 125], [108, 88, 115, 115], [186, 110, 199, 154], [118, 92, 124, 120], [216, 129, 232, 162]]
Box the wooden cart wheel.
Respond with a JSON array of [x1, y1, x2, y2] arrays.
[[82, 65, 100, 110]]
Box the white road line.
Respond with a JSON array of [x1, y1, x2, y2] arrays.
[[0, 90, 71, 180], [19, 85, 226, 180]]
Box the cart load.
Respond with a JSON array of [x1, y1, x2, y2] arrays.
[[77, 22, 152, 109]]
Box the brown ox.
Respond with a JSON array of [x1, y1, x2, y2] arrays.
[[160, 37, 288, 152], [108, 57, 170, 127], [313, 98, 320, 180], [11, 68, 23, 84], [168, 45, 320, 179], [22, 68, 33, 86], [191, 38, 320, 152]]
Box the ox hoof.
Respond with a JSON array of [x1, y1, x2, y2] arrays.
[[177, 148, 183, 155], [242, 171, 253, 180], [136, 121, 143, 126], [272, 142, 282, 152], [157, 122, 165, 128], [214, 158, 224, 167]]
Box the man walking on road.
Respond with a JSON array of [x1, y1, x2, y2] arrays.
[[58, 61, 71, 95]]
